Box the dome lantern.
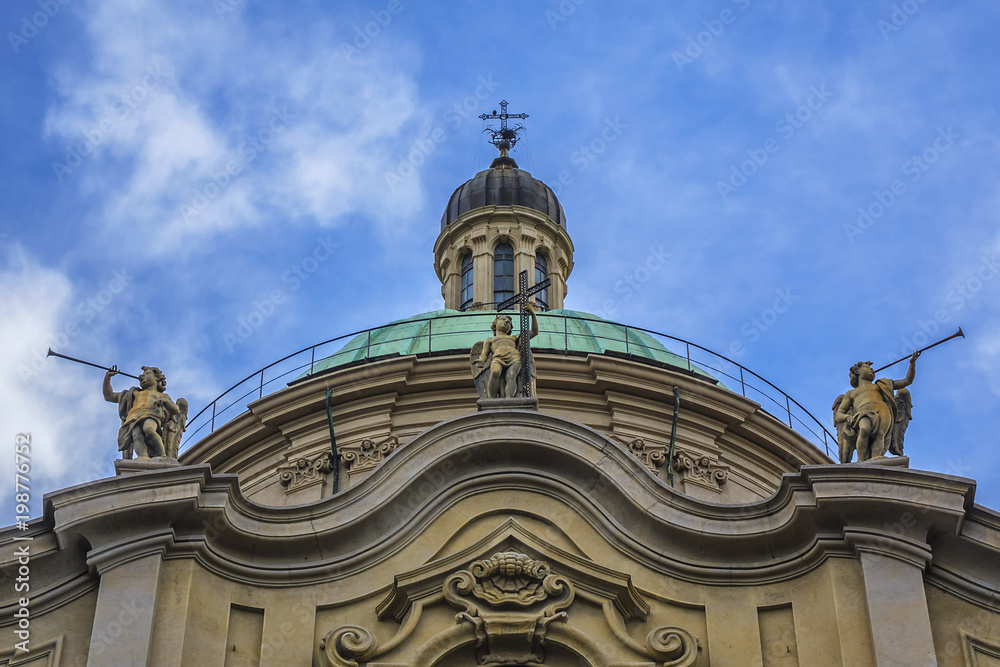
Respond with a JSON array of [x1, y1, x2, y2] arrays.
[[434, 101, 574, 312]]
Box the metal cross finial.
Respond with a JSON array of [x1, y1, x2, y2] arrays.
[[496, 269, 550, 397], [479, 100, 529, 154]]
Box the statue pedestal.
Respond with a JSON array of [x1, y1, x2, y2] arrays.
[[115, 457, 182, 476], [477, 397, 538, 412], [850, 456, 909, 468]]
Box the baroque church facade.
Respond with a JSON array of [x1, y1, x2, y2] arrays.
[[2, 123, 1000, 666]]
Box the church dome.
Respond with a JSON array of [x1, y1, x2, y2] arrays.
[[300, 309, 718, 384], [440, 155, 567, 230]]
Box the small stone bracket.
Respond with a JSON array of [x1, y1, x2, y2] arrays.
[[341, 436, 399, 479], [616, 437, 667, 473], [672, 449, 729, 492], [277, 452, 333, 494]]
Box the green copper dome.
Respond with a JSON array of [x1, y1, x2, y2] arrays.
[[300, 309, 718, 383]]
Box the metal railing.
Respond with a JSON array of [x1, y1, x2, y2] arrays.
[[181, 313, 836, 458]]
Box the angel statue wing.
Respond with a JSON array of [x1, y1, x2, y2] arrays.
[[890, 387, 912, 457], [470, 341, 490, 398]]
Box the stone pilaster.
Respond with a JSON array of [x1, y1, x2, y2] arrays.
[[847, 530, 937, 666], [87, 544, 167, 666]]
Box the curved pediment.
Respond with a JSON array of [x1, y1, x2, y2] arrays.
[[44, 409, 973, 590], [321, 521, 699, 667]]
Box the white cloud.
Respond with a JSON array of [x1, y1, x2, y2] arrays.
[[0, 245, 121, 519], [42, 0, 430, 254]]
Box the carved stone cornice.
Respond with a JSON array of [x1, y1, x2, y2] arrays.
[[672, 449, 729, 492], [340, 436, 398, 479], [29, 412, 980, 590], [277, 452, 333, 493]]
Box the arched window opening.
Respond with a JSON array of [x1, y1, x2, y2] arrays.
[[493, 242, 515, 308], [459, 252, 474, 312], [534, 253, 549, 310]]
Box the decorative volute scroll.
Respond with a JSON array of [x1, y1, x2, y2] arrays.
[[443, 552, 574, 664], [277, 452, 333, 494], [318, 524, 703, 667], [617, 437, 667, 473], [646, 626, 702, 666], [319, 625, 376, 667], [341, 436, 398, 478], [672, 449, 729, 492]]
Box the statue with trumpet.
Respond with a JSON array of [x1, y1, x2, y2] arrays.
[[46, 349, 188, 460], [832, 328, 964, 463]]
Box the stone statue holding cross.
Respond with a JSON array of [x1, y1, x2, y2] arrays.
[[473, 305, 539, 398], [471, 270, 549, 399]]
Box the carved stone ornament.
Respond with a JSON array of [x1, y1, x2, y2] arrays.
[[672, 450, 729, 492], [277, 453, 333, 493], [341, 436, 398, 478], [319, 525, 702, 667], [443, 551, 573, 664], [618, 437, 667, 472]]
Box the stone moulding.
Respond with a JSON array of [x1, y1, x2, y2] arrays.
[[21, 411, 987, 596], [672, 449, 729, 492], [341, 436, 399, 478], [277, 452, 333, 493]]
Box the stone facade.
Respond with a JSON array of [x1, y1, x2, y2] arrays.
[[1, 407, 999, 666]]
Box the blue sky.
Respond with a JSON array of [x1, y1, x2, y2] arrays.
[[2, 0, 999, 520]]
